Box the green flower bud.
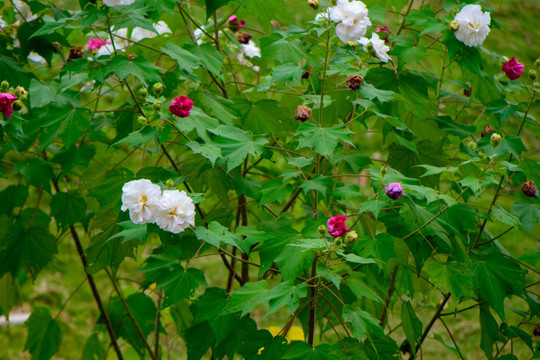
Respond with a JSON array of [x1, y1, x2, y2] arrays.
[[19, 92, 28, 102], [335, 238, 342, 246], [529, 69, 537, 81], [467, 140, 478, 150], [449, 20, 459, 32], [152, 83, 163, 96], [490, 132, 502, 147], [1, 80, 9, 91], [12, 100, 23, 111], [345, 231, 358, 245], [380, 165, 387, 177], [535, 58, 540, 69], [318, 225, 327, 236], [137, 116, 148, 126], [153, 101, 162, 112], [166, 179, 175, 190], [14, 86, 25, 97], [139, 87, 148, 99]]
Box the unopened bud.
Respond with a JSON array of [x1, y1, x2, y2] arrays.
[[481, 124, 494, 137], [12, 100, 23, 111], [449, 20, 459, 32], [346, 74, 364, 91], [67, 46, 84, 62], [535, 58, 540, 69], [307, 0, 319, 9], [236, 31, 252, 44], [522, 180, 537, 197], [14, 86, 25, 97], [380, 165, 387, 177], [152, 83, 163, 96], [467, 140, 478, 150], [137, 116, 148, 126], [318, 225, 327, 236], [335, 238, 342, 246], [529, 69, 537, 81], [0, 80, 9, 91], [152, 101, 162, 112], [20, 92, 28, 102], [139, 87, 148, 98], [463, 86, 471, 97], [490, 132, 502, 147], [166, 179, 175, 190], [295, 105, 312, 122], [345, 231, 358, 245], [302, 65, 311, 79]]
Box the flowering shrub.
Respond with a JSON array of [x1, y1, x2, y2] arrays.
[[0, 0, 538, 359]]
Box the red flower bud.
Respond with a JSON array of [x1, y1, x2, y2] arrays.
[[502, 57, 524, 80]]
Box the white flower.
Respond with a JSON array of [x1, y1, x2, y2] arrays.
[[453, 5, 490, 47], [314, 12, 329, 22], [242, 40, 261, 58], [0, 16, 7, 29], [359, 33, 391, 63], [28, 52, 46, 63], [103, 0, 135, 6], [131, 21, 172, 43], [329, 0, 371, 43], [95, 28, 129, 57], [193, 28, 205, 45], [155, 190, 195, 234], [13, 0, 37, 22], [121, 179, 162, 224]]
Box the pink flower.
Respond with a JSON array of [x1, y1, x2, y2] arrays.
[[87, 37, 110, 51], [376, 26, 389, 43], [385, 183, 403, 201], [169, 95, 193, 118], [502, 57, 524, 80], [327, 215, 350, 238], [0, 93, 17, 118], [228, 15, 246, 31]]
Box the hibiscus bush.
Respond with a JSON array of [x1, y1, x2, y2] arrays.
[[0, 0, 539, 359]]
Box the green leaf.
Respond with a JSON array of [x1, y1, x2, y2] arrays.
[[186, 141, 222, 166], [24, 308, 62, 360], [0, 273, 20, 318], [353, 233, 398, 263], [511, 201, 539, 234], [427, 261, 474, 303], [342, 305, 382, 341], [226, 280, 269, 316], [107, 221, 148, 244], [81, 333, 105, 360], [0, 185, 28, 215], [0, 224, 58, 279], [209, 125, 268, 172], [106, 55, 162, 85], [401, 301, 423, 353], [347, 278, 382, 303], [185, 43, 224, 78], [357, 83, 394, 102], [197, 93, 240, 124], [272, 63, 304, 83], [357, 200, 385, 219], [237, 99, 287, 134], [50, 192, 87, 227], [267, 280, 307, 316], [391, 36, 427, 70], [113, 126, 158, 148], [492, 205, 520, 228], [184, 321, 215, 360], [259, 179, 293, 205], [316, 264, 342, 290], [192, 287, 228, 323], [342, 253, 377, 265], [283, 343, 336, 360], [194, 221, 242, 250], [275, 240, 316, 281], [161, 43, 202, 74], [479, 306, 499, 359], [159, 264, 207, 307], [472, 249, 526, 318], [205, 0, 230, 19], [296, 123, 353, 160], [300, 176, 333, 199]]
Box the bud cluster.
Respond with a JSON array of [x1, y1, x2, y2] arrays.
[[0, 80, 27, 119]]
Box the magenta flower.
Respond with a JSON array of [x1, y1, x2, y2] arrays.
[[385, 183, 403, 201], [0, 93, 17, 118], [87, 37, 110, 51], [376, 26, 389, 43], [169, 95, 194, 118], [327, 215, 350, 238], [228, 15, 246, 31], [502, 57, 524, 80]]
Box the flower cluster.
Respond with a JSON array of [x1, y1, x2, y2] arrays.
[[329, 0, 371, 43], [121, 179, 196, 234], [452, 5, 491, 47]]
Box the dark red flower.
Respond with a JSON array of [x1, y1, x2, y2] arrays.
[[327, 215, 350, 238], [502, 57, 524, 80], [169, 95, 194, 118], [0, 93, 17, 118]]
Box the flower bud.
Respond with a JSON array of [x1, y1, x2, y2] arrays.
[[302, 65, 311, 79], [335, 238, 342, 246], [12, 100, 23, 111], [20, 92, 28, 102], [345, 231, 358, 245], [380, 165, 387, 177], [490, 132, 502, 147], [67, 46, 84, 62], [467, 140, 478, 150], [137, 116, 148, 126], [318, 224, 327, 236], [307, 0, 319, 9], [346, 74, 364, 91], [535, 58, 540, 69], [153, 101, 162, 112], [236, 31, 252, 44], [529, 69, 537, 81], [385, 182, 403, 201], [152, 83, 163, 96], [166, 179, 175, 190], [14, 86, 25, 97], [228, 15, 246, 32], [521, 180, 537, 197], [0, 80, 9, 92], [481, 124, 494, 137], [295, 105, 312, 122], [463, 86, 471, 97], [139, 87, 148, 98], [449, 20, 459, 32]]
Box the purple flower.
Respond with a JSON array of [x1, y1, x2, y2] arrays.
[[169, 95, 194, 118], [385, 183, 403, 200], [502, 57, 524, 80], [0, 93, 17, 118], [327, 215, 350, 238]]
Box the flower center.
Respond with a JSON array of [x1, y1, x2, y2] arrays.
[[467, 21, 479, 31], [141, 194, 148, 203]]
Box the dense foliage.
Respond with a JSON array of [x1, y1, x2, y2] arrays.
[[0, 0, 539, 359]]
